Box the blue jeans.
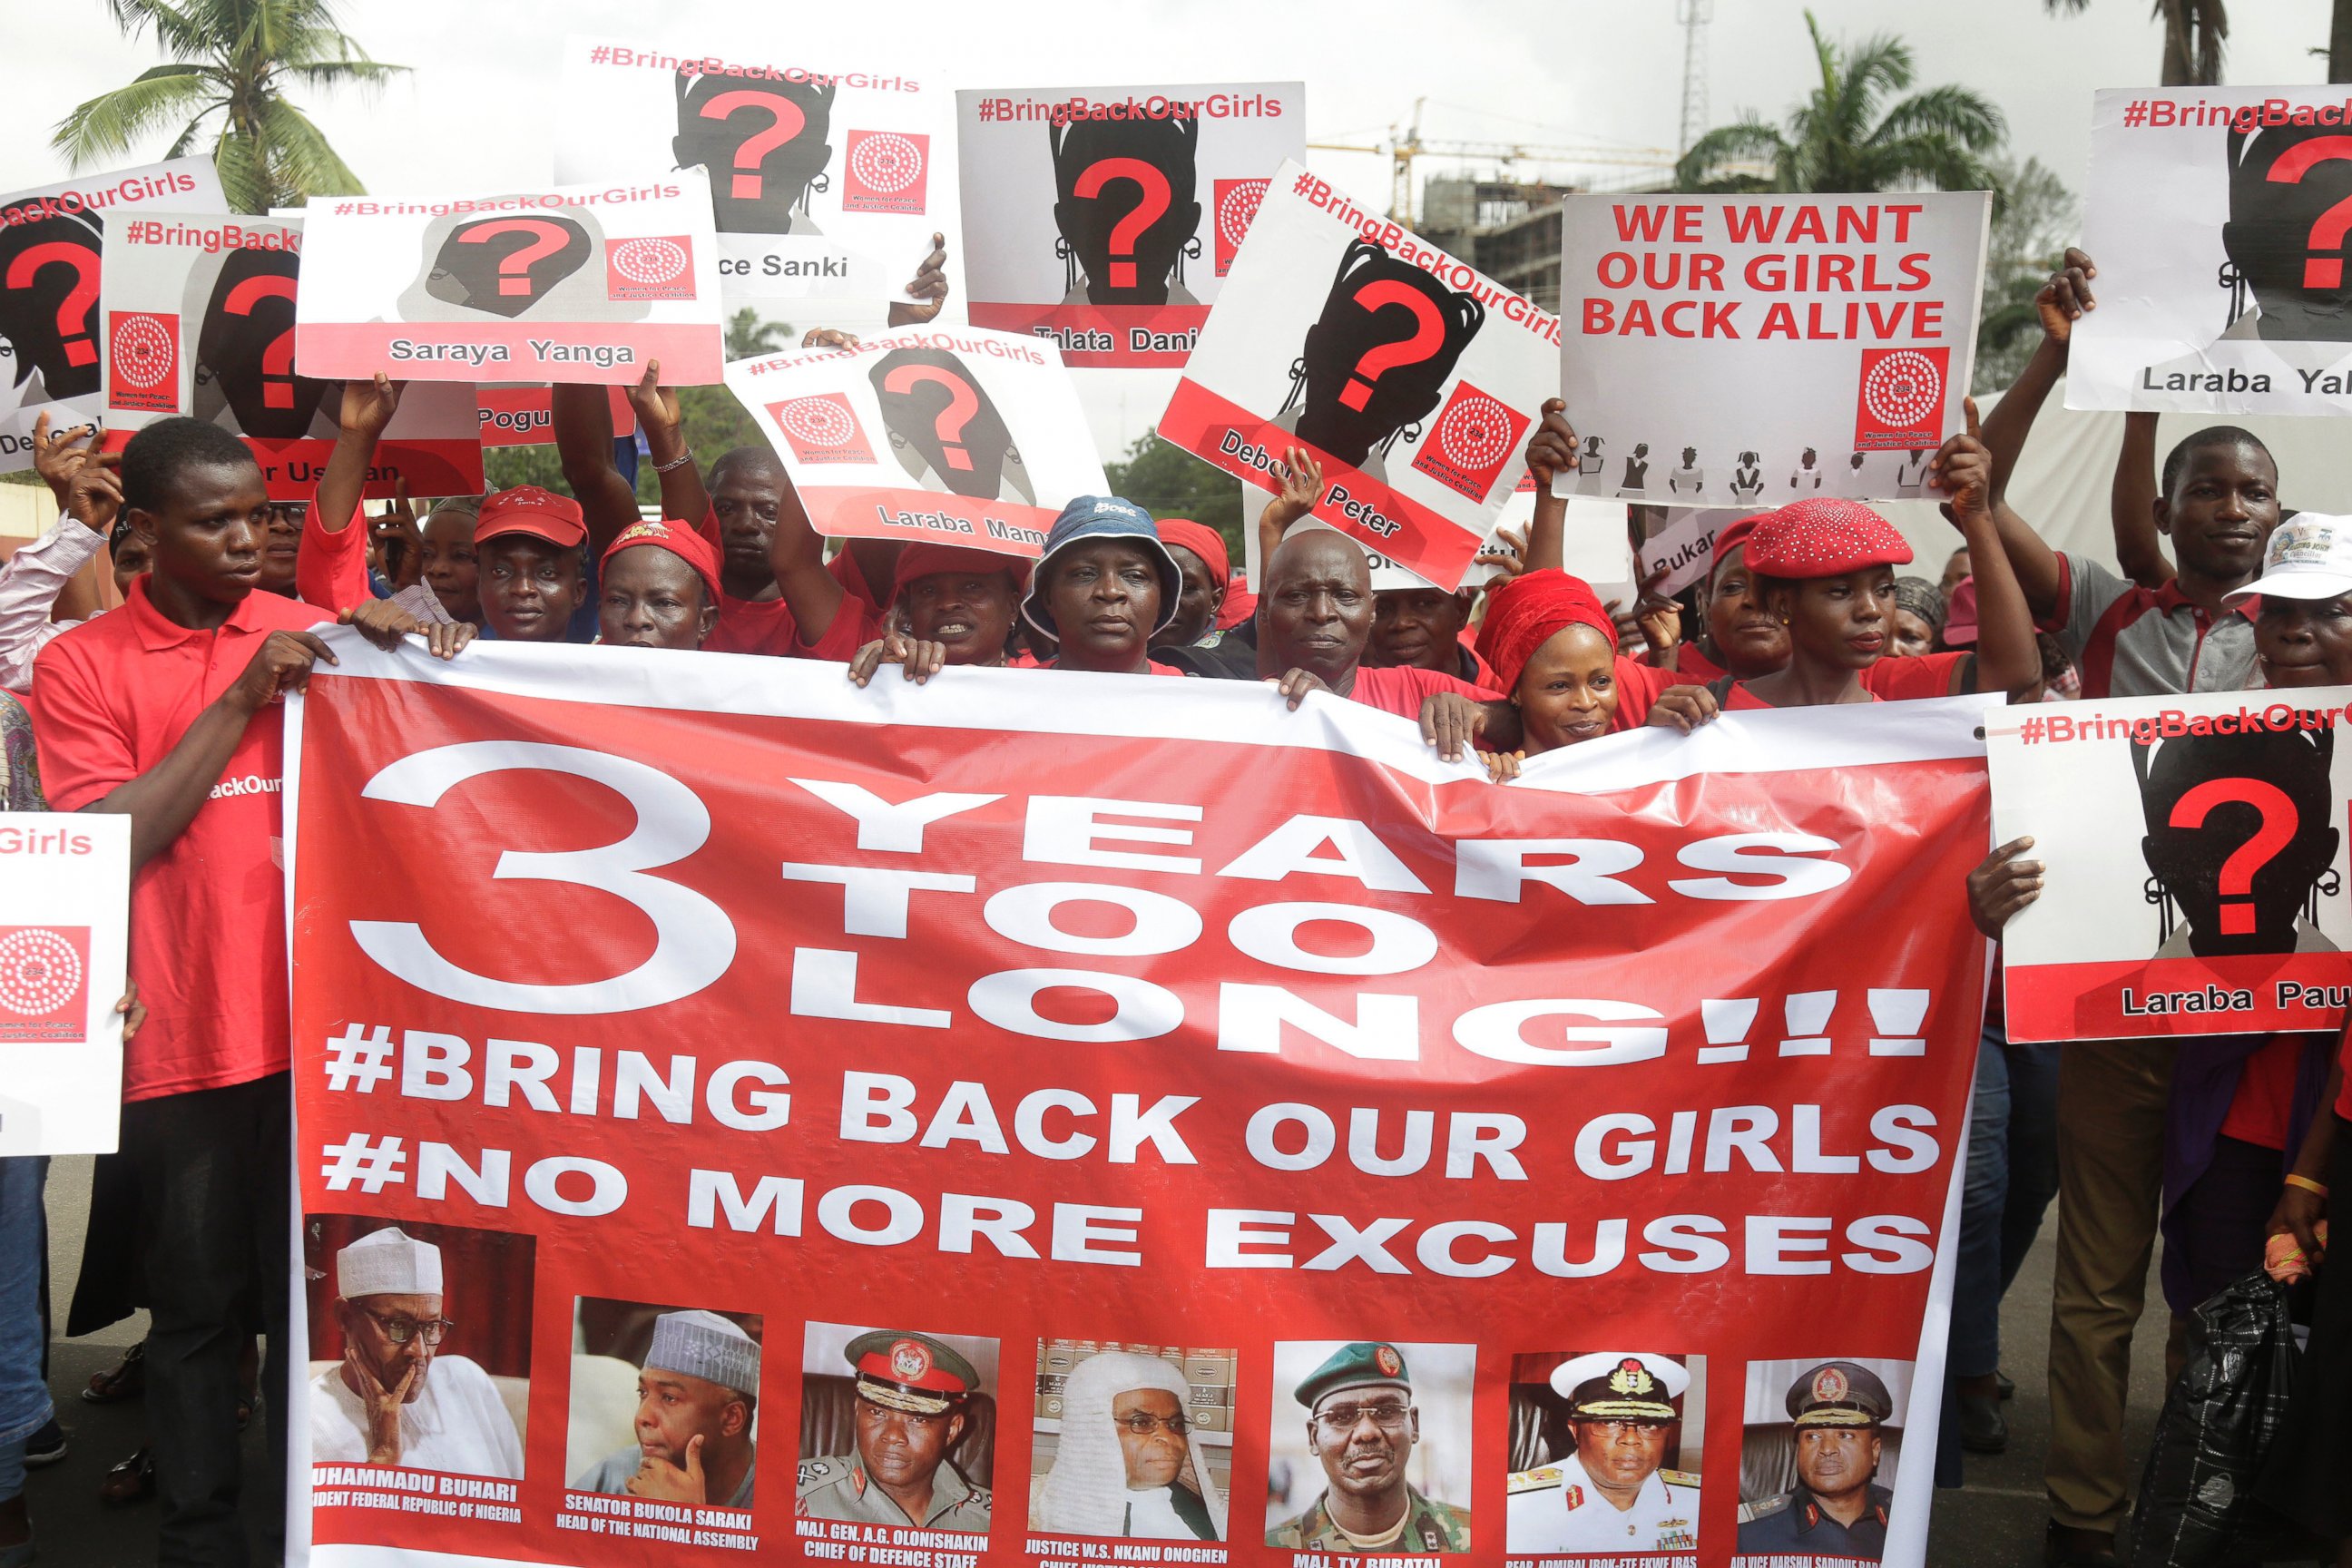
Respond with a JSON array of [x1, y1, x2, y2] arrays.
[[0, 1155, 51, 1502], [1949, 1022, 2063, 1379]]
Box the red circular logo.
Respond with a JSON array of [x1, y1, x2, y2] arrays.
[[1861, 350, 1941, 428], [852, 133, 924, 194], [889, 1338, 932, 1382], [110, 316, 175, 389], [1218, 181, 1268, 249], [1373, 1345, 1402, 1377], [0, 928, 82, 1016], [778, 397, 858, 447], [610, 239, 688, 285], [1436, 393, 1514, 472], [1812, 1367, 1850, 1405]]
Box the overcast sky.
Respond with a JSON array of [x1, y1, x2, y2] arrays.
[[3, 0, 2338, 454]]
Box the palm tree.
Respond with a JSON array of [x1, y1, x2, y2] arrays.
[[1676, 11, 2005, 206], [53, 0, 404, 214], [2046, 0, 2226, 86], [724, 309, 792, 361]]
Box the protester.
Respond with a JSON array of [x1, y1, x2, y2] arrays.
[[599, 520, 723, 652], [401, 497, 483, 627], [1152, 519, 1232, 651], [0, 416, 119, 691], [256, 501, 302, 598], [1890, 579, 1945, 658], [473, 488, 594, 643], [1472, 569, 1622, 763], [1978, 249, 2284, 1568], [1016, 497, 1187, 676], [842, 546, 1032, 683], [27, 416, 462, 1564]]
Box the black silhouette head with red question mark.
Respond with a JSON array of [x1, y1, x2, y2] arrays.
[[1049, 113, 1201, 307], [1294, 239, 1484, 470], [868, 345, 1028, 504], [673, 72, 837, 235], [2134, 722, 2339, 958], [2222, 119, 2352, 339], [196, 247, 329, 438], [0, 208, 105, 401], [423, 215, 593, 318]]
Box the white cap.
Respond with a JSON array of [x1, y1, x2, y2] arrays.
[[645, 1309, 760, 1397], [2228, 513, 2352, 604], [1548, 1351, 1691, 1408], [336, 1227, 444, 1299]]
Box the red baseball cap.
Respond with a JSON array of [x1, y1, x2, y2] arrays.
[[603, 518, 722, 604], [1745, 497, 1912, 579], [475, 485, 587, 549]]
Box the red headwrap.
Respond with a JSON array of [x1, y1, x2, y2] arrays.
[[1156, 519, 1231, 590], [1707, 513, 1767, 583], [892, 543, 1029, 603], [1745, 498, 1912, 579], [603, 518, 721, 604], [1475, 569, 1618, 694]]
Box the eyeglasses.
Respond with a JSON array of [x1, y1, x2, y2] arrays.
[[1114, 1412, 1191, 1437], [1314, 1402, 1412, 1433], [363, 1311, 454, 1346]]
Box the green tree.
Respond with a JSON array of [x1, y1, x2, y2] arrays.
[[725, 309, 791, 360], [1676, 11, 2005, 202], [2046, 0, 2227, 86], [53, 0, 404, 214], [1973, 155, 2078, 392], [1102, 431, 1244, 557]]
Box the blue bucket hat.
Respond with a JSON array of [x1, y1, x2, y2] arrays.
[[1021, 495, 1183, 639]]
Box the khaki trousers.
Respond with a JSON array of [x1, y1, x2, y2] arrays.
[[2044, 1036, 2176, 1534]]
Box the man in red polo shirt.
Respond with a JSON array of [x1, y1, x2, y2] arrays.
[[30, 416, 454, 1567]]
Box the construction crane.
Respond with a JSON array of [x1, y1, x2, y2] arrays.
[[1307, 98, 1677, 228]]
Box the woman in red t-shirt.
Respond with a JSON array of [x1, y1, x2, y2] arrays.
[[1471, 569, 1623, 772]]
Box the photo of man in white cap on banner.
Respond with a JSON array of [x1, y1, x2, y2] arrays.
[[572, 1307, 761, 1508], [307, 1226, 524, 1477]]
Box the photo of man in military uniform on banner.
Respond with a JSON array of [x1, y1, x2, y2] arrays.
[[796, 1324, 996, 1532], [1736, 1358, 1909, 1563], [1265, 1340, 1472, 1554]]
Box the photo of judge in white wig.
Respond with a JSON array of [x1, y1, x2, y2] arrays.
[[1032, 1352, 1227, 1540]]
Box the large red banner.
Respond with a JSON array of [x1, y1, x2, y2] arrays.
[[285, 643, 1993, 1568]]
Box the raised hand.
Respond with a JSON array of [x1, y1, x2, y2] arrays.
[[339, 372, 404, 440], [2035, 247, 2097, 346], [1926, 397, 1992, 527], [887, 232, 951, 327], [1523, 398, 1578, 489]]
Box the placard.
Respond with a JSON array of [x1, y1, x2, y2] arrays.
[[1557, 192, 1989, 504], [0, 811, 130, 1155], [558, 36, 956, 314], [955, 82, 1301, 368], [97, 211, 484, 499], [293, 176, 724, 386], [1986, 684, 2352, 1040], [724, 324, 1104, 554], [1161, 162, 1560, 589], [0, 156, 228, 470], [476, 385, 638, 448], [2071, 87, 2352, 414]]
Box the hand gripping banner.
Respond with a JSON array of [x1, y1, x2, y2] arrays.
[[284, 639, 1994, 1568]]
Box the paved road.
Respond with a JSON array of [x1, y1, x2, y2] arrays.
[[23, 1155, 2191, 1565]]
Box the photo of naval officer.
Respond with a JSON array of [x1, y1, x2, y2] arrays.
[[1505, 1351, 1702, 1556]]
